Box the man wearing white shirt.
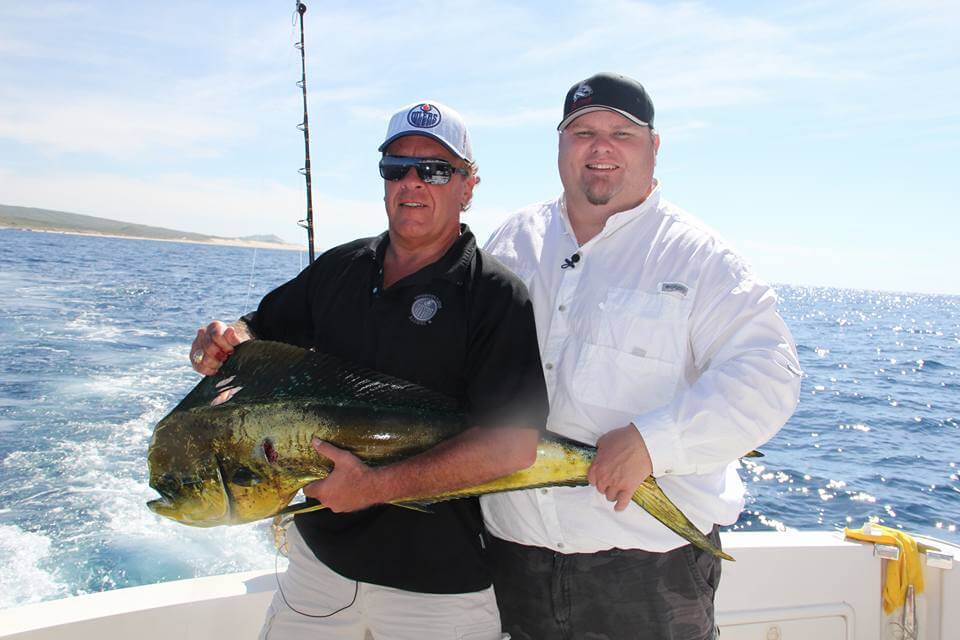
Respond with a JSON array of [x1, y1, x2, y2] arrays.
[[482, 72, 802, 639]]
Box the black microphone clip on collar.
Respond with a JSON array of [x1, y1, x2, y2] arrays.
[[561, 253, 581, 270]]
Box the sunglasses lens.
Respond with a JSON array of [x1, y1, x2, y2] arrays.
[[379, 162, 409, 181], [379, 157, 455, 185], [417, 161, 454, 185]]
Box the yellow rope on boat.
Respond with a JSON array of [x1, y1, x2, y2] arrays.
[[844, 522, 925, 614]]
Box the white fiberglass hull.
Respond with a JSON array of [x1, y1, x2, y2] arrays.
[[1, 531, 957, 640]]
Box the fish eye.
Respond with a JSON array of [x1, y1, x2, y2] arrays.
[[231, 466, 262, 487], [154, 473, 205, 495], [154, 473, 180, 499]]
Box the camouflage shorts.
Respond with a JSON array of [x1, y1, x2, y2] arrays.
[[488, 527, 721, 640]]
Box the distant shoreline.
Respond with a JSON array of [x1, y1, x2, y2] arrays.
[[0, 225, 305, 252]]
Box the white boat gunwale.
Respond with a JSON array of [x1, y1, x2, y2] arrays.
[[2, 530, 957, 640]]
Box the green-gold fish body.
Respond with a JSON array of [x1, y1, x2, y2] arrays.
[[147, 340, 732, 561]]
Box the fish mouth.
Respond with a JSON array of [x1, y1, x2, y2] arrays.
[[145, 458, 232, 525], [146, 495, 179, 519], [146, 497, 168, 513]]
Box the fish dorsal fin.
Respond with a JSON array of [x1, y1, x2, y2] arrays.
[[172, 340, 463, 415]]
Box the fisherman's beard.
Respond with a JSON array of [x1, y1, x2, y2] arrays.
[[582, 176, 618, 206]]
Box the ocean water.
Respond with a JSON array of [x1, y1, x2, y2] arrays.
[[0, 228, 957, 609]]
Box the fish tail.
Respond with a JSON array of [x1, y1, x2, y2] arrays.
[[632, 479, 735, 562]]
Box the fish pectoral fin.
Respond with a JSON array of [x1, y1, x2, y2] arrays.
[[389, 500, 434, 514], [274, 499, 432, 517], [275, 501, 328, 518], [632, 479, 735, 562]]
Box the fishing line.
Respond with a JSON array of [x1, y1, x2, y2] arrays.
[[273, 517, 359, 618], [240, 247, 258, 316]]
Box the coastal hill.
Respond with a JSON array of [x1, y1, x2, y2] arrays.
[[0, 203, 303, 251]]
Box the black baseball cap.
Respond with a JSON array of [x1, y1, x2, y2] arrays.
[[558, 72, 655, 130]]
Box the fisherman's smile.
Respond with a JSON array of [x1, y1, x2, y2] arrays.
[[586, 162, 619, 171]]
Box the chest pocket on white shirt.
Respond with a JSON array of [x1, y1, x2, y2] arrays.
[[591, 288, 689, 361], [573, 288, 689, 415]]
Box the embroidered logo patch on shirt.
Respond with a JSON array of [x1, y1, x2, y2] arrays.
[[410, 294, 442, 325], [659, 282, 689, 297]]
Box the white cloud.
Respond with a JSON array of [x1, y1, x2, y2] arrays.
[[0, 35, 37, 56], [0, 91, 240, 158], [659, 120, 710, 139], [0, 2, 86, 21], [464, 108, 557, 129]]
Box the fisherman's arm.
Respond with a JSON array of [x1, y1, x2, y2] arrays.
[[306, 425, 539, 512], [589, 253, 802, 509]]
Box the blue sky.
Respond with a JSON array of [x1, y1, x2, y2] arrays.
[[1, 1, 957, 294]]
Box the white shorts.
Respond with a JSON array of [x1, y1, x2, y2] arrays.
[[259, 524, 502, 640]]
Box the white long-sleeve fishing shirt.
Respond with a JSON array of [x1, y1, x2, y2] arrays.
[[480, 182, 802, 553]]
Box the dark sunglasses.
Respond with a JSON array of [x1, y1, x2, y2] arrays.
[[379, 155, 468, 185]]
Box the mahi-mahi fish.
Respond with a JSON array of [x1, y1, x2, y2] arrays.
[[147, 340, 734, 561]]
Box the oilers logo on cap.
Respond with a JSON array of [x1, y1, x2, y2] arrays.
[[407, 103, 442, 129]]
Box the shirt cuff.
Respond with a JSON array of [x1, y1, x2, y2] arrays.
[[633, 406, 692, 477], [238, 312, 259, 338]]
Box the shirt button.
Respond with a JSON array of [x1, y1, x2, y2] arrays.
[[558, 304, 566, 311], [545, 363, 554, 370], [557, 542, 565, 549], [541, 489, 548, 495]]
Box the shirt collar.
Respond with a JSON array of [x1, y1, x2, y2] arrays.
[[363, 223, 476, 286]]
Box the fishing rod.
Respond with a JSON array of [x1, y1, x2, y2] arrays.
[[294, 1, 316, 263]]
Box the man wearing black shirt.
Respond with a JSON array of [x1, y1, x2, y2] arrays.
[[189, 101, 548, 639]]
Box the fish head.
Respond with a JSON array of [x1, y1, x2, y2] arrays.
[[147, 458, 229, 526], [146, 409, 234, 527], [147, 407, 313, 526]]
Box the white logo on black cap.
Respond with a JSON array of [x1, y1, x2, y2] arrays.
[[572, 83, 593, 102], [410, 294, 442, 325]]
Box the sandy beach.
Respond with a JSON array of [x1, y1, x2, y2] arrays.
[[0, 225, 306, 252]]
